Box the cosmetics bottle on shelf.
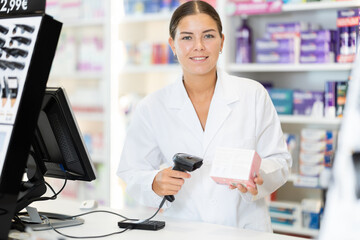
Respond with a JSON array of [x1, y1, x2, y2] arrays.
[[235, 15, 252, 64], [349, 26, 357, 55], [339, 27, 350, 56]]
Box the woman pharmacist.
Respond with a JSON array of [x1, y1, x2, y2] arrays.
[[117, 0, 291, 232]]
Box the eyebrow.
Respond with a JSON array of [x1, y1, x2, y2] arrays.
[[179, 29, 217, 35]]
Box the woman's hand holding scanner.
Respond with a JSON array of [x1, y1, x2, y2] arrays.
[[153, 153, 203, 202], [229, 174, 264, 196], [152, 167, 191, 198]]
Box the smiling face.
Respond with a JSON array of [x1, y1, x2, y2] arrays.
[[169, 13, 224, 79]]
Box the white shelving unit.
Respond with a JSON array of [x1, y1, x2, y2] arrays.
[[282, 0, 360, 12], [61, 18, 105, 27], [273, 223, 319, 238], [109, 2, 182, 209], [120, 12, 172, 23], [279, 115, 341, 125], [50, 71, 104, 80], [120, 64, 181, 74], [46, 2, 111, 206], [220, 0, 359, 238], [227, 63, 354, 72]]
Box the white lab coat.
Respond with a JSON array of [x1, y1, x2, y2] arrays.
[[117, 69, 292, 232]]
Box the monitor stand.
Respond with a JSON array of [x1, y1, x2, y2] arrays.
[[19, 206, 84, 231]]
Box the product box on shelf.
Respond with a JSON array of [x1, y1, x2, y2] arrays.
[[300, 52, 334, 63], [336, 8, 360, 63], [266, 22, 309, 35], [301, 199, 323, 230], [227, 0, 282, 16], [293, 90, 324, 117], [300, 41, 331, 53], [301, 128, 327, 142], [299, 129, 336, 182], [268, 201, 301, 228], [262, 22, 309, 63], [268, 88, 293, 115], [268, 88, 293, 114], [256, 51, 295, 63], [301, 30, 334, 42], [336, 81, 348, 117], [325, 81, 348, 118], [300, 29, 336, 63], [125, 41, 176, 66], [123, 0, 180, 15], [255, 38, 295, 52]]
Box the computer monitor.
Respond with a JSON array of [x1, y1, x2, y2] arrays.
[[15, 87, 96, 229]]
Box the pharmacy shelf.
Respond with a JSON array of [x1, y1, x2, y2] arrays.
[[90, 154, 106, 164], [279, 115, 342, 126], [49, 71, 103, 80], [272, 224, 319, 238], [227, 63, 353, 72], [61, 18, 105, 27], [282, 0, 360, 12], [120, 64, 181, 74], [74, 112, 104, 122], [120, 12, 172, 23]]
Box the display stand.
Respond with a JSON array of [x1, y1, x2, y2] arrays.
[[0, 1, 62, 238]]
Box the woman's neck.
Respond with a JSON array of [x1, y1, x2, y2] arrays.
[[183, 70, 217, 98]]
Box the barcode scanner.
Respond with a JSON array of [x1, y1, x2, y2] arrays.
[[165, 153, 203, 202]]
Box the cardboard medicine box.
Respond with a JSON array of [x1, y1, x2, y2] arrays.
[[210, 147, 261, 188]]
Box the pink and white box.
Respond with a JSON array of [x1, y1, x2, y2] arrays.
[[210, 147, 262, 188]]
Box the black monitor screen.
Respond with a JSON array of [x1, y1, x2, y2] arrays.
[[16, 87, 96, 213], [32, 87, 96, 181]]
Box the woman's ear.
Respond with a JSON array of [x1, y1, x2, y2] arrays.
[[168, 37, 176, 56], [220, 33, 225, 52]]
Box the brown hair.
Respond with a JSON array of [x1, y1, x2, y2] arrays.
[[169, 1, 223, 39]]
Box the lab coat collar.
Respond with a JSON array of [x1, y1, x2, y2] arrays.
[[166, 69, 240, 155], [167, 69, 240, 109]]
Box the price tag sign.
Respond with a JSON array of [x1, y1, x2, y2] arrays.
[[0, 0, 45, 16]]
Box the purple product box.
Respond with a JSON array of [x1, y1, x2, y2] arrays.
[[301, 30, 333, 42], [293, 90, 324, 116], [301, 41, 331, 53], [256, 38, 295, 52], [336, 8, 360, 62], [300, 52, 334, 63], [267, 22, 309, 34], [337, 8, 360, 18], [256, 51, 295, 63]]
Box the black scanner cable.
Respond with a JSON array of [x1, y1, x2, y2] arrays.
[[17, 165, 167, 238], [28, 195, 167, 239]]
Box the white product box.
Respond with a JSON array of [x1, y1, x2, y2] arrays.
[[301, 129, 326, 142], [300, 152, 324, 165], [210, 147, 261, 188]]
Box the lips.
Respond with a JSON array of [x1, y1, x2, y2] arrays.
[[190, 56, 208, 61]]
